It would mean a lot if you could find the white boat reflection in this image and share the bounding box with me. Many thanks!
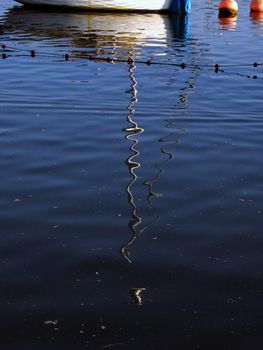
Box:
[4,7,189,58]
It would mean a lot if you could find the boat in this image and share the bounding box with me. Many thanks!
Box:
[14,0,191,13]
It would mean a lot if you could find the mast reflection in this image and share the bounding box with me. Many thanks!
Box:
[120,14,192,264]
[121,60,144,264]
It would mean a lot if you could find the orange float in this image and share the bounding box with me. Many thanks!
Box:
[250,0,263,12]
[218,0,238,17]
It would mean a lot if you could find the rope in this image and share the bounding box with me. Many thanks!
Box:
[1,43,262,78]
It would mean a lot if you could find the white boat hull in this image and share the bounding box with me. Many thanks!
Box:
[16,0,172,11]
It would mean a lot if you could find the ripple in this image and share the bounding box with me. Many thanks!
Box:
[1,0,263,349]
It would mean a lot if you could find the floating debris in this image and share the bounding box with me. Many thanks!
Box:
[44,319,58,325]
[102,343,125,349]
[129,288,146,305]
[13,198,22,203]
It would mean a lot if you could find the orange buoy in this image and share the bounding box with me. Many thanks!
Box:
[250,0,263,12]
[218,0,238,17]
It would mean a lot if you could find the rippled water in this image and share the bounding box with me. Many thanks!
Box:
[1,0,263,349]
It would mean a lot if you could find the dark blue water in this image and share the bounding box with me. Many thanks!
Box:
[1,0,263,349]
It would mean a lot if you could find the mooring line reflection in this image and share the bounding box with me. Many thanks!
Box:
[143,53,201,205]
[144,122,186,206]
[143,145,173,206]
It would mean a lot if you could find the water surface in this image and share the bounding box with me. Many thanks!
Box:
[1,1,263,349]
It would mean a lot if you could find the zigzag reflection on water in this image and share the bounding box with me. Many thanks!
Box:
[121,60,145,264]
[120,15,198,264]
[120,62,191,263]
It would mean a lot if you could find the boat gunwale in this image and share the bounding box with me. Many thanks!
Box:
[16,0,173,13]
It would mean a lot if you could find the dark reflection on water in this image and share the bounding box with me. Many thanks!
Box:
[1,1,263,349]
